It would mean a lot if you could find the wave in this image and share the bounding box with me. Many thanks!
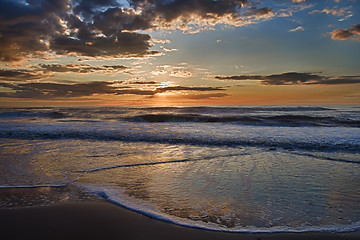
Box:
[1,106,358,127]
[0,106,334,119]
[0,110,68,119]
[78,184,360,233]
[1,125,359,154]
[126,113,360,127]
[136,106,332,112]
[3,178,360,233]
[128,114,260,123]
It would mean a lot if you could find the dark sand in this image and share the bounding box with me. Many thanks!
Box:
[0,200,359,240]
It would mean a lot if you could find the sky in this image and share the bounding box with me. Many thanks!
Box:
[0,0,359,106]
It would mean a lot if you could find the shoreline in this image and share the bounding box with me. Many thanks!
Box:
[1,200,360,240]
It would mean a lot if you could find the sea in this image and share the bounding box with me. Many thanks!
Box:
[0,105,359,233]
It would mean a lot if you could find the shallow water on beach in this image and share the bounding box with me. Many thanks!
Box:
[0,105,360,232]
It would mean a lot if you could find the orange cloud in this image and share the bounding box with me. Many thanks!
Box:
[330,24,360,41]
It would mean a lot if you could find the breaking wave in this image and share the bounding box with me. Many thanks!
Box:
[0,122,359,153]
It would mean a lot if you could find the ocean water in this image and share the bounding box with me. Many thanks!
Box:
[0,105,360,233]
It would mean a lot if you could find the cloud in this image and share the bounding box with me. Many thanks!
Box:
[83,0,278,35]
[0,0,319,63]
[289,26,304,32]
[0,81,119,98]
[129,0,265,32]
[309,6,353,22]
[80,0,251,32]
[244,7,273,17]
[160,46,178,52]
[215,75,264,81]
[0,80,226,99]
[330,24,360,41]
[50,32,159,58]
[155,86,225,93]
[0,69,47,81]
[150,64,196,78]
[331,29,354,40]
[73,0,121,17]
[262,72,324,85]
[169,70,192,78]
[38,64,129,73]
[305,76,360,85]
[215,72,360,85]
[185,93,229,99]
[152,38,171,44]
[0,64,129,81]
[114,88,157,96]
[0,0,69,62]
[128,81,158,85]
[0,0,158,62]
[1,0,300,62]
[350,24,360,35]
[151,70,167,76]
[309,6,352,17]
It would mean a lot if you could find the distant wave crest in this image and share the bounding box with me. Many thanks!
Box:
[0,106,359,127]
[126,113,360,127]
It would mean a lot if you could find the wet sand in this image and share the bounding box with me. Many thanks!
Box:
[0,200,359,240]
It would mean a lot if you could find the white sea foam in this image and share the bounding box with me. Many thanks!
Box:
[78,183,360,233]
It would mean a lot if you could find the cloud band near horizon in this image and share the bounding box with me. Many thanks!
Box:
[215,72,360,85]
[0,81,226,99]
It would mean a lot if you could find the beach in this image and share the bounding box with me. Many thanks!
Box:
[1,200,360,240]
[1,0,360,237]
[1,106,360,237]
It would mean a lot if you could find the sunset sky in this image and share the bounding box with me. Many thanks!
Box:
[0,0,359,106]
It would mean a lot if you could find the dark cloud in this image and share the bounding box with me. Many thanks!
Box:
[0,81,118,98]
[331,29,354,40]
[155,86,225,93]
[129,81,158,85]
[215,75,263,80]
[73,0,120,17]
[215,72,360,85]
[244,7,273,17]
[305,76,360,85]
[0,69,47,81]
[0,0,69,62]
[0,0,158,62]
[92,7,152,35]
[0,0,280,62]
[330,24,360,41]
[127,0,274,33]
[115,89,156,96]
[263,72,323,85]
[130,0,246,22]
[0,80,226,99]
[351,24,360,35]
[50,32,159,58]
[0,64,129,81]
[38,64,128,73]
